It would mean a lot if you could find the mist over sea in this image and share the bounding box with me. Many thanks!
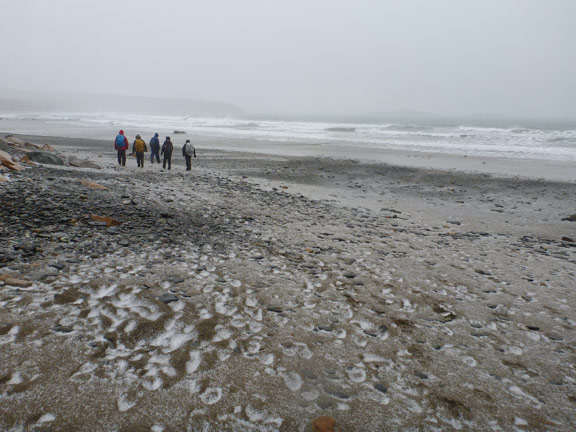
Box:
[2,112,576,162]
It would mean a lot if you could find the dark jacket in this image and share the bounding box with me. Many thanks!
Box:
[161,139,173,155]
[149,133,160,152]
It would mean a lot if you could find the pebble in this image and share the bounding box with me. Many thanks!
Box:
[52,325,72,333]
[158,293,179,304]
[374,383,388,394]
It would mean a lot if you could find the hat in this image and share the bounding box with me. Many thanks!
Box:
[119,130,124,135]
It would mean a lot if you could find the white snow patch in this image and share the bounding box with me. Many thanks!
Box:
[187,351,202,373]
[117,394,137,412]
[37,414,56,423]
[200,387,222,405]
[282,371,303,391]
[7,372,23,385]
[363,354,386,362]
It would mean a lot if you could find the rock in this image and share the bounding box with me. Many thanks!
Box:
[49,261,65,270]
[311,416,337,432]
[324,387,349,399]
[326,127,356,133]
[173,130,186,134]
[91,214,121,227]
[561,236,575,243]
[26,151,64,165]
[546,332,563,341]
[0,149,23,171]
[0,175,8,182]
[79,179,108,190]
[52,325,73,333]
[158,293,179,304]
[374,382,388,393]
[68,156,101,169]
[267,306,283,313]
[561,214,576,222]
[0,274,33,288]
[24,142,42,150]
[42,143,56,152]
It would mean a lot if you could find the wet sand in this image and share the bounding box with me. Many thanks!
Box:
[1,133,575,431]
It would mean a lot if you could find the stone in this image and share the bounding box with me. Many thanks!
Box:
[267,306,283,313]
[0,274,33,288]
[68,156,101,169]
[324,387,349,399]
[0,149,23,171]
[26,151,64,165]
[52,325,73,333]
[91,214,121,227]
[158,293,179,304]
[546,332,563,341]
[374,383,388,393]
[311,416,336,432]
[79,179,108,190]
[561,214,576,222]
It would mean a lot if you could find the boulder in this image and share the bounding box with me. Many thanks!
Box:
[26,151,64,165]
[68,156,101,169]
[24,142,42,150]
[4,135,26,146]
[561,214,576,222]
[0,274,33,288]
[0,149,23,171]
[42,143,56,152]
[173,130,186,134]
[20,155,37,166]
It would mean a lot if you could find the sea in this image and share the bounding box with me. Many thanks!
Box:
[1,112,576,162]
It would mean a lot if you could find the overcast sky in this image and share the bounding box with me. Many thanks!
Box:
[1,0,575,117]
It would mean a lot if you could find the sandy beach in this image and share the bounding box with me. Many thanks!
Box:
[1,133,576,431]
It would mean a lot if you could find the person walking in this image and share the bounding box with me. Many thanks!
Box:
[182,139,196,171]
[149,132,160,164]
[132,134,147,168]
[161,136,174,170]
[114,130,129,166]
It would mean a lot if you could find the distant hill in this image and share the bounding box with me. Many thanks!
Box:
[0,90,244,116]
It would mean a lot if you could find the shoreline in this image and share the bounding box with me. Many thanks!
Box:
[1,132,576,431]
[1,119,575,182]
